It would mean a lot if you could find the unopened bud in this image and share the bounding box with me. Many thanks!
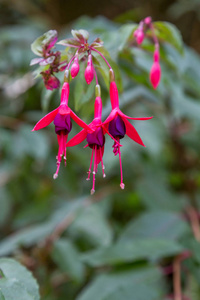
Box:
[71,59,80,78]
[144,16,152,25]
[133,29,138,37]
[84,64,94,85]
[136,30,145,45]
[150,62,161,89]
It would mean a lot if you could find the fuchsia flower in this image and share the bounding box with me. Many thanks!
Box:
[32,82,90,178]
[67,96,120,194]
[103,81,153,189]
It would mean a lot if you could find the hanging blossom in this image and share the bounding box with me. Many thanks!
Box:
[32,79,91,178]
[134,16,161,89]
[67,87,121,194]
[103,78,153,189]
[31,25,158,193]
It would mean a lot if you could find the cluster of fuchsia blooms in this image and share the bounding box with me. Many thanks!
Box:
[32,17,161,194]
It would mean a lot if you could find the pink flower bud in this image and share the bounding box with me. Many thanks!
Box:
[153,49,160,63]
[133,29,138,38]
[144,17,152,25]
[136,30,145,45]
[150,62,161,89]
[71,61,80,78]
[84,65,94,84]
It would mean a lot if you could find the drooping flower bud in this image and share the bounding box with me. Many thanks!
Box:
[70,56,80,78]
[136,30,145,45]
[150,62,161,89]
[84,54,94,85]
[133,29,138,38]
[144,16,152,25]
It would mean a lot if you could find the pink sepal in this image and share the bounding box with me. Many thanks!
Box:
[32,108,59,131]
[103,109,117,126]
[66,129,87,147]
[59,105,70,115]
[122,118,145,147]
[109,81,119,109]
[70,110,91,131]
[119,110,153,121]
[60,82,70,105]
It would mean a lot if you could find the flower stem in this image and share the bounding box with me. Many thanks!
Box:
[173,255,182,300]
[187,206,200,241]
[90,47,112,69]
[93,67,99,85]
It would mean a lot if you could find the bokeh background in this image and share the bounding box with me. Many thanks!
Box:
[1,0,200,299]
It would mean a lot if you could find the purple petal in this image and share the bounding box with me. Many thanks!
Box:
[87,127,105,148]
[54,113,72,135]
[109,115,126,139]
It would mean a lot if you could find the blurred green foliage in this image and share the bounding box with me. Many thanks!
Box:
[1,1,200,299]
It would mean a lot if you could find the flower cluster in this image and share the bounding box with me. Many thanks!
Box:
[134,17,161,89]
[30,30,67,90]
[32,25,158,194]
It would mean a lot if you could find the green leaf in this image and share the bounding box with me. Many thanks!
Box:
[0,258,40,300]
[81,238,183,267]
[31,30,57,56]
[68,205,113,247]
[57,38,81,47]
[0,291,5,300]
[0,199,83,256]
[51,238,85,282]
[137,172,187,211]
[119,211,190,242]
[154,22,184,54]
[71,29,89,41]
[77,266,166,300]
[0,188,12,227]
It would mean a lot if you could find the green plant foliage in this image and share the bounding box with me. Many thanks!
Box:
[1,5,200,300]
[77,267,166,300]
[0,258,40,300]
[31,30,58,56]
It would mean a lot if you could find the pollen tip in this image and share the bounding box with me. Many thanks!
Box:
[91,189,95,195]
[120,183,125,189]
[53,173,58,179]
[86,178,90,181]
[92,171,96,175]
[103,174,106,178]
